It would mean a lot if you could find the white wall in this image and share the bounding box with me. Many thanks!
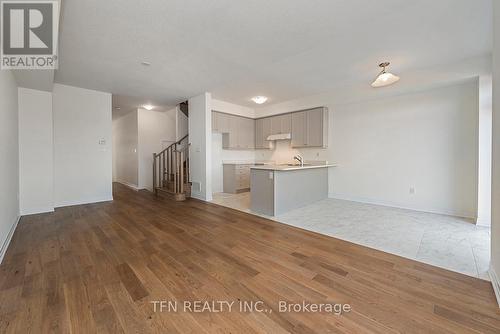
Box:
[0,70,19,262]
[478,76,493,226]
[254,55,491,118]
[18,88,54,215]
[188,93,212,200]
[138,108,177,191]
[212,99,255,118]
[176,107,188,141]
[253,80,479,218]
[329,81,479,218]
[112,110,138,189]
[53,84,113,207]
[490,0,500,299]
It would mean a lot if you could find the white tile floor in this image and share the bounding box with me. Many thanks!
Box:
[211,192,491,280]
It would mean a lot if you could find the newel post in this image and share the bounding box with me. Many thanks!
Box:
[153,153,157,195]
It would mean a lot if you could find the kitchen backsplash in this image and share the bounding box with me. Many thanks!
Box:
[255,140,328,164]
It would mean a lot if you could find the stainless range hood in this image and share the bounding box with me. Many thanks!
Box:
[266,133,291,141]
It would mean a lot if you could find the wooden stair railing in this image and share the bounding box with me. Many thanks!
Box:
[153,135,190,201]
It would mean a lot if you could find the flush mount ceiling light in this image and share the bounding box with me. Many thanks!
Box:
[143,104,154,110]
[371,62,400,88]
[251,96,268,104]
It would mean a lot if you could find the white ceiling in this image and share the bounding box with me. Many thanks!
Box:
[111,95,173,119]
[54,0,492,108]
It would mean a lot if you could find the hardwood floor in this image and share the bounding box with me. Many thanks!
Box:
[1,183,500,333]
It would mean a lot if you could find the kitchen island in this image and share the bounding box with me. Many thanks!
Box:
[250,163,336,216]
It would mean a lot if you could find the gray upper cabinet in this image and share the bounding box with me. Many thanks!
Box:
[255,118,264,148]
[218,112,255,150]
[291,111,307,147]
[218,112,230,133]
[306,108,325,147]
[291,107,328,148]
[212,111,218,131]
[213,107,327,150]
[262,117,272,140]
[270,116,282,135]
[280,114,292,134]
[248,118,256,149]
[255,118,272,149]
[239,117,255,149]
[225,114,240,148]
[212,111,230,133]
[269,113,291,135]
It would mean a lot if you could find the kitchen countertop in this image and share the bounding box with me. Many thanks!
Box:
[222,161,274,165]
[251,162,331,216]
[250,163,337,171]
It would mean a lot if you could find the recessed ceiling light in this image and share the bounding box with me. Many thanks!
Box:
[143,104,154,110]
[141,61,151,66]
[371,62,400,88]
[251,96,268,104]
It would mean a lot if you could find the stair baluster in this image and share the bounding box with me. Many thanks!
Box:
[152,134,190,201]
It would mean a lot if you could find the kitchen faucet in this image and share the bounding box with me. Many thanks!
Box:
[294,155,304,167]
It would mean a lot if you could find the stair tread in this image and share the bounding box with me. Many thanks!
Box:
[155,187,187,202]
[156,186,188,193]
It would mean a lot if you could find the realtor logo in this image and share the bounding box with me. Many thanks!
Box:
[1,1,58,69]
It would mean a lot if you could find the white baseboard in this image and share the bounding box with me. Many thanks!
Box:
[20,206,55,216]
[191,192,209,202]
[329,193,476,221]
[476,216,491,227]
[115,181,140,191]
[55,196,113,208]
[191,192,203,201]
[489,265,500,308]
[0,215,20,264]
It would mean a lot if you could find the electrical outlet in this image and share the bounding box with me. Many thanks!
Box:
[409,187,416,194]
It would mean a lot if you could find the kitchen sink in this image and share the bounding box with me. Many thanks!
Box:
[282,163,311,166]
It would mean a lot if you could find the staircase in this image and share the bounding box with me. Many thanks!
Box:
[179,101,188,117]
[153,134,191,201]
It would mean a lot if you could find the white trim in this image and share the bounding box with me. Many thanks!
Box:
[115,181,140,191]
[20,206,54,216]
[55,196,113,208]
[191,192,208,201]
[476,216,491,227]
[0,216,20,264]
[329,193,476,221]
[489,265,500,308]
